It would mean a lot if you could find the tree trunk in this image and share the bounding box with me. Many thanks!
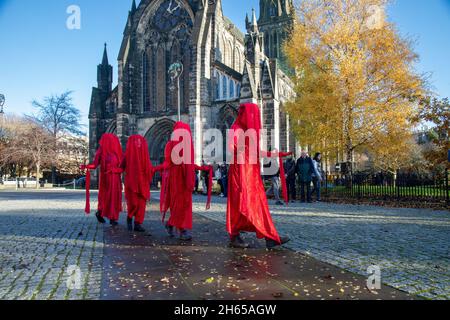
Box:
[36,162,41,190]
[345,147,353,189]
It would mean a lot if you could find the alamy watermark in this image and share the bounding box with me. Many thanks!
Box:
[66,265,82,290]
[366,4,384,30]
[66,5,81,30]
[367,265,381,291]
[169,128,287,176]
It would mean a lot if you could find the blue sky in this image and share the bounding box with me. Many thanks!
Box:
[0,0,449,126]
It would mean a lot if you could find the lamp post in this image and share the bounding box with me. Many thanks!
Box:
[0,94,5,127]
[0,94,5,182]
[168,62,184,121]
[0,94,4,114]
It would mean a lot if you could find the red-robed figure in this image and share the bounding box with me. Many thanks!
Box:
[154,122,212,241]
[227,103,291,249]
[120,135,154,233]
[82,133,123,226]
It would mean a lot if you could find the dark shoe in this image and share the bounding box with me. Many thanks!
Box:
[279,236,290,245]
[276,201,285,206]
[127,218,133,231]
[110,220,118,227]
[266,236,290,249]
[134,223,146,233]
[165,224,175,238]
[229,235,249,249]
[179,230,192,242]
[95,211,106,224]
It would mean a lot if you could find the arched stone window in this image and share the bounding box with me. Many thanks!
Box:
[142,51,150,113]
[156,45,166,112]
[215,70,220,100]
[222,74,228,99]
[229,79,235,98]
[234,47,242,72]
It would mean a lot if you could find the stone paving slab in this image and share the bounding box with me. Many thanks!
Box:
[195,196,450,300]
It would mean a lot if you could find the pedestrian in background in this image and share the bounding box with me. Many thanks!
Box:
[284,155,297,202]
[296,150,315,203]
[264,159,284,206]
[220,164,228,198]
[201,160,209,195]
[312,153,323,202]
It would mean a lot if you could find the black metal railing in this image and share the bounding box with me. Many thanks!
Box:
[323,170,449,205]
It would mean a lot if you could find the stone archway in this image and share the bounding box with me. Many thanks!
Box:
[217,105,238,162]
[145,118,176,165]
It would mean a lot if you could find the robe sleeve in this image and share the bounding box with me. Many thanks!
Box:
[81,148,102,214]
[261,150,293,205]
[195,165,213,210]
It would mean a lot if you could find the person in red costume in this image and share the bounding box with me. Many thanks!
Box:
[120,135,154,233]
[81,133,123,226]
[227,103,292,249]
[154,122,213,241]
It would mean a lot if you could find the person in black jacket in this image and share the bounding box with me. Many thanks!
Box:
[284,155,297,202]
[296,151,319,203]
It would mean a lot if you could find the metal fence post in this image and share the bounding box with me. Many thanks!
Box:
[446,169,449,205]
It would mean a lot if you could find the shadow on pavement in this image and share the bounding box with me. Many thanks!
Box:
[101,203,415,301]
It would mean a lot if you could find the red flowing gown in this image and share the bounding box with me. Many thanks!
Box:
[121,135,154,224]
[226,103,291,244]
[84,134,123,221]
[155,122,212,231]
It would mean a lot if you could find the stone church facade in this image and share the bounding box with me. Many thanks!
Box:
[89,0,296,167]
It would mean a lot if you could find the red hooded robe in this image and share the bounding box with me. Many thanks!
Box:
[121,135,154,224]
[155,122,212,231]
[83,133,123,221]
[226,103,291,243]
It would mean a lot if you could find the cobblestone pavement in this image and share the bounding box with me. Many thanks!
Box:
[195,196,450,300]
[0,190,447,300]
[0,191,103,300]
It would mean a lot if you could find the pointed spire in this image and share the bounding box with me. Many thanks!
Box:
[278,0,283,16]
[252,8,257,26]
[250,8,259,33]
[131,0,137,13]
[102,43,109,65]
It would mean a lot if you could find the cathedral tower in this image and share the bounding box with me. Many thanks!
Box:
[258,0,294,67]
[97,44,113,94]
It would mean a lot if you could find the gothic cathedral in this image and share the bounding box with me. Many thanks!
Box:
[89,0,296,169]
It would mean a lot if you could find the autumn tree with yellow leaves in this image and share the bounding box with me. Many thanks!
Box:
[284,0,425,175]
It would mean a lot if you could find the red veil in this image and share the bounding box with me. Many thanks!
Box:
[156,122,212,230]
[123,135,153,201]
[83,133,123,215]
[226,103,291,243]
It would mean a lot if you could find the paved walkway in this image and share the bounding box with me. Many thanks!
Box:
[0,191,103,300]
[0,190,447,300]
[196,196,450,300]
[101,210,409,300]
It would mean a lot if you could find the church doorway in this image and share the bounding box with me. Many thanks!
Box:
[217,105,238,162]
[145,118,175,187]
